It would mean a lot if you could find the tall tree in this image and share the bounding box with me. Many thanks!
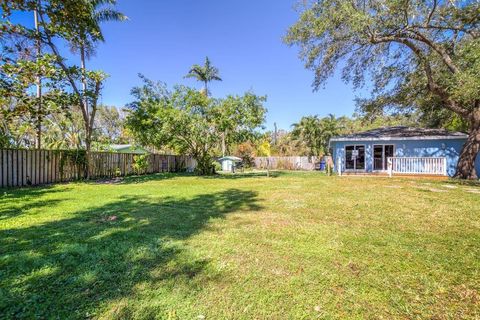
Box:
[286,0,480,179]
[292,115,323,157]
[33,0,42,149]
[2,0,119,166]
[68,0,127,134]
[185,56,222,96]
[215,93,267,156]
[292,114,341,156]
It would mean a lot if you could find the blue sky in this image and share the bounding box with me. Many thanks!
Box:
[12,1,361,131]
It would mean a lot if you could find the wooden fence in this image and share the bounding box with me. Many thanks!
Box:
[254,156,320,171]
[0,149,196,188]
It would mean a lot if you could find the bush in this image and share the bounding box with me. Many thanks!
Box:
[213,161,222,173]
[132,154,149,175]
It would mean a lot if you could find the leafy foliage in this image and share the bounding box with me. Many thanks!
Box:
[125,76,266,175]
[291,114,341,156]
[185,56,222,96]
[1,0,125,157]
[132,154,149,175]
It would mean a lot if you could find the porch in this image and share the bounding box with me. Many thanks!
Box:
[338,156,448,177]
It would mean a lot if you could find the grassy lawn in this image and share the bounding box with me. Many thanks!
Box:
[1,172,479,319]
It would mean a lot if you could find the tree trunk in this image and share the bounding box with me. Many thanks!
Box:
[84,127,91,180]
[80,44,91,180]
[80,45,89,124]
[34,4,42,149]
[221,131,226,157]
[454,110,480,180]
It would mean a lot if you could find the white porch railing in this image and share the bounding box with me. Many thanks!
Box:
[387,157,447,177]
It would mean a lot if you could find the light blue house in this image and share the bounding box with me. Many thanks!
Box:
[330,126,479,177]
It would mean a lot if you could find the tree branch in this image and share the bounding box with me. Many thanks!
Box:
[37,11,89,125]
[404,28,459,73]
[369,33,468,116]
[425,0,437,27]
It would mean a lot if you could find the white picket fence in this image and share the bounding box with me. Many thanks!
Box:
[387,157,447,176]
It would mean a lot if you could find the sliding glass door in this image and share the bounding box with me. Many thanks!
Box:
[373,145,395,171]
[345,145,365,171]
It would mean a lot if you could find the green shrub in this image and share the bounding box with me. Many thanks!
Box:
[132,154,149,175]
[213,161,222,173]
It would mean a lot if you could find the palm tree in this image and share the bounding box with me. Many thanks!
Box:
[318,114,340,154]
[292,114,341,156]
[292,115,322,156]
[70,0,127,125]
[67,0,126,178]
[185,57,222,96]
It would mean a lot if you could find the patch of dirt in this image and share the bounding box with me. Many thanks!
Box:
[416,186,448,193]
[95,177,124,184]
[454,285,479,303]
[347,262,361,276]
[466,189,480,194]
[441,184,458,189]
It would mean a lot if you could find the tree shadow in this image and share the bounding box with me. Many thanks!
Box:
[111,171,288,185]
[0,185,70,199]
[444,178,480,187]
[0,189,262,319]
[205,170,290,179]
[0,186,72,220]
[86,172,192,185]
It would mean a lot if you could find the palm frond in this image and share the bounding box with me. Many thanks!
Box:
[94,9,128,23]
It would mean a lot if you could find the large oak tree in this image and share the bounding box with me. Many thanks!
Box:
[286,0,480,179]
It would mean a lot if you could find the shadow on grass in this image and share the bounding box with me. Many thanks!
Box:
[444,178,480,188]
[91,170,289,185]
[209,170,289,179]
[0,186,72,220]
[0,188,261,319]
[120,172,194,184]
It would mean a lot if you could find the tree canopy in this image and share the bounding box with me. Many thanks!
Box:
[1,0,126,164]
[125,76,266,175]
[292,114,341,157]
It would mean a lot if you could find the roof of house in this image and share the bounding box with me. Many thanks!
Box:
[109,144,149,154]
[218,156,243,162]
[330,126,468,142]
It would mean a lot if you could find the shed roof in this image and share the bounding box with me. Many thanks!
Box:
[218,156,242,162]
[330,126,468,142]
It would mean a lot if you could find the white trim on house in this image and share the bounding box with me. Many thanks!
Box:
[330,135,467,142]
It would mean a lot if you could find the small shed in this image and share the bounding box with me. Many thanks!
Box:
[218,156,242,172]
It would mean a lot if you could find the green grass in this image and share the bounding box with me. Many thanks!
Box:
[1,172,479,319]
